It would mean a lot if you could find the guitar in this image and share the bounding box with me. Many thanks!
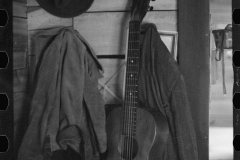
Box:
[106,0,169,159]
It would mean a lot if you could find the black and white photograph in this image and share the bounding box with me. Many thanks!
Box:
[0,0,239,160]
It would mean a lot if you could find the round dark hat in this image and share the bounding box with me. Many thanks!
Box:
[36,0,94,18]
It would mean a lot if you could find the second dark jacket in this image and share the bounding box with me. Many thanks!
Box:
[138,23,198,160]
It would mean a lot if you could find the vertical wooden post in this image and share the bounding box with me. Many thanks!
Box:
[178,0,210,160]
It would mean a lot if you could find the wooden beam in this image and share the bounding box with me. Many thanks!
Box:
[179,0,210,159]
[14,91,31,156]
[98,82,123,103]
[13,1,27,18]
[13,17,28,51]
[98,59,125,87]
[28,55,36,84]
[14,92,26,123]
[13,17,28,69]
[13,52,27,69]
[27,0,177,11]
[14,69,28,93]
[98,59,126,104]
[14,0,27,4]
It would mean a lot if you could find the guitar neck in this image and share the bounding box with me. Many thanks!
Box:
[124,21,141,106]
[122,21,141,136]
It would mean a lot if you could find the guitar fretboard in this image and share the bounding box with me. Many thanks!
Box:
[122,21,141,136]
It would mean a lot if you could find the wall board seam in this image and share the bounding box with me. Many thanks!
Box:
[13,16,27,19]
[27,6,177,14]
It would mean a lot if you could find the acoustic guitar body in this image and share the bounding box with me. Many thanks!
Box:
[106,106,169,160]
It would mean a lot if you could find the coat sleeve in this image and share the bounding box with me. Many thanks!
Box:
[166,75,199,160]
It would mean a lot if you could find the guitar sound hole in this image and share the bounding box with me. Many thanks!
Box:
[120,136,138,160]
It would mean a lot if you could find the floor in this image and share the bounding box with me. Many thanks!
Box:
[209,127,233,160]
[209,52,233,160]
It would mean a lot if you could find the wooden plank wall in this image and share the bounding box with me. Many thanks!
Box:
[26,0,177,105]
[13,0,28,157]
[14,0,177,153]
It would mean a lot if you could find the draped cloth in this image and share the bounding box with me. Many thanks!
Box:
[138,23,198,160]
[17,27,107,160]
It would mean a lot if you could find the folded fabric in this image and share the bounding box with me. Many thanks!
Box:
[138,23,198,160]
[18,27,106,160]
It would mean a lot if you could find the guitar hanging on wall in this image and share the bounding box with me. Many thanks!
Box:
[106,0,169,160]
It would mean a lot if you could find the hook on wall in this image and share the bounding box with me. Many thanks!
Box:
[149,6,154,11]
[148,0,156,11]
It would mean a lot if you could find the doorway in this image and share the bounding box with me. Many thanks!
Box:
[209,0,232,159]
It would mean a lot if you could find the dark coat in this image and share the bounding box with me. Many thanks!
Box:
[138,23,198,160]
[17,27,107,160]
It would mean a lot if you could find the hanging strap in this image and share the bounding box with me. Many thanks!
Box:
[212,29,226,95]
[221,48,226,95]
[220,24,232,95]
[213,30,224,61]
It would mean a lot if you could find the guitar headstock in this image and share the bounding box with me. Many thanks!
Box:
[130,0,151,22]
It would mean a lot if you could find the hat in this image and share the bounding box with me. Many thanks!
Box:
[36,0,94,18]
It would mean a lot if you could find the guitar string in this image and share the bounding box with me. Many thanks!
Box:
[122,21,140,160]
[123,23,132,160]
[129,28,132,160]
[130,21,140,160]
[131,23,136,159]
[132,21,137,160]
[132,21,139,160]
[123,25,129,159]
[129,21,136,160]
[129,23,133,160]
[130,22,135,160]
[128,22,133,160]
[120,22,127,160]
